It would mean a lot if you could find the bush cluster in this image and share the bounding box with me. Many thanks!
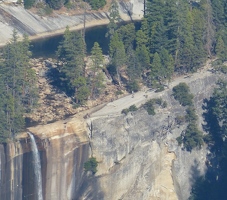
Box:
[86,0,106,10]
[174,83,204,151]
[121,105,138,115]
[143,98,167,115]
[172,82,193,106]
[84,157,98,174]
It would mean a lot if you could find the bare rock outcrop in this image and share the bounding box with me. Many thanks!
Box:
[0,0,143,46]
[83,65,224,200]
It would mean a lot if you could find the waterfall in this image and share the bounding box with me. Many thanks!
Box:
[28,132,43,200]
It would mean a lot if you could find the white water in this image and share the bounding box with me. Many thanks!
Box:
[28,132,43,200]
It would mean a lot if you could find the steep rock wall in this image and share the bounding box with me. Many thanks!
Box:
[0,0,143,46]
[85,70,224,200]
[0,66,225,200]
[0,117,92,200]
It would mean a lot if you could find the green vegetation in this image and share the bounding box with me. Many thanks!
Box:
[143,100,155,115]
[36,3,53,16]
[24,0,35,9]
[56,26,90,104]
[189,80,227,199]
[172,83,193,106]
[90,42,105,99]
[121,104,138,115]
[177,123,204,152]
[84,157,98,174]
[87,0,106,10]
[143,98,166,116]
[173,83,203,151]
[126,80,140,93]
[0,30,38,142]
[106,0,121,39]
[46,0,65,10]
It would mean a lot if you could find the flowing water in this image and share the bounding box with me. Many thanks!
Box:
[28,132,43,200]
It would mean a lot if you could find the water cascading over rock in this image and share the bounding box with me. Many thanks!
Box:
[28,132,43,200]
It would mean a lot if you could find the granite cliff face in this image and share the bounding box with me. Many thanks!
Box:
[0,0,143,46]
[0,117,92,200]
[86,70,221,200]
[0,65,224,200]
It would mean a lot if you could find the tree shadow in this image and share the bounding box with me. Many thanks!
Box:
[189,98,227,200]
[46,65,74,97]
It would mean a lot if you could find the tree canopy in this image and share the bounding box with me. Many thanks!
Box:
[0,30,38,142]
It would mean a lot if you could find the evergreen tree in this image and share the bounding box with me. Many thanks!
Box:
[215,35,227,61]
[46,0,65,10]
[145,0,167,54]
[117,23,136,50]
[0,30,37,140]
[159,48,174,82]
[164,0,179,55]
[136,44,150,71]
[72,76,89,104]
[150,52,164,86]
[201,0,215,57]
[87,0,106,10]
[106,0,121,39]
[127,45,141,80]
[136,29,148,48]
[109,32,126,86]
[57,26,86,101]
[90,42,105,99]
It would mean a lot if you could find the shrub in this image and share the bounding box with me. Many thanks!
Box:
[84,157,98,174]
[155,85,165,93]
[121,108,129,115]
[175,115,185,125]
[176,123,203,151]
[87,0,106,10]
[43,5,53,15]
[172,82,193,106]
[24,0,35,9]
[162,101,167,108]
[127,80,140,93]
[115,90,123,96]
[129,105,138,112]
[121,104,137,115]
[220,65,227,74]
[185,106,198,122]
[143,100,155,115]
[154,98,162,105]
[46,0,65,10]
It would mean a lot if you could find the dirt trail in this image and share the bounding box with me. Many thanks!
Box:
[91,59,216,118]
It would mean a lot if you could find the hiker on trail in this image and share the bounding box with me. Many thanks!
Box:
[132,91,134,98]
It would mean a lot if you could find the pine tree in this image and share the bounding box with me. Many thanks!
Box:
[164,0,179,55]
[57,26,86,99]
[109,32,126,86]
[90,42,105,99]
[127,45,140,80]
[150,52,164,86]
[159,48,174,82]
[72,76,90,104]
[136,45,150,70]
[215,35,227,61]
[145,0,167,54]
[0,30,37,139]
[117,23,136,50]
[201,0,215,57]
[136,29,148,48]
[106,0,121,39]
